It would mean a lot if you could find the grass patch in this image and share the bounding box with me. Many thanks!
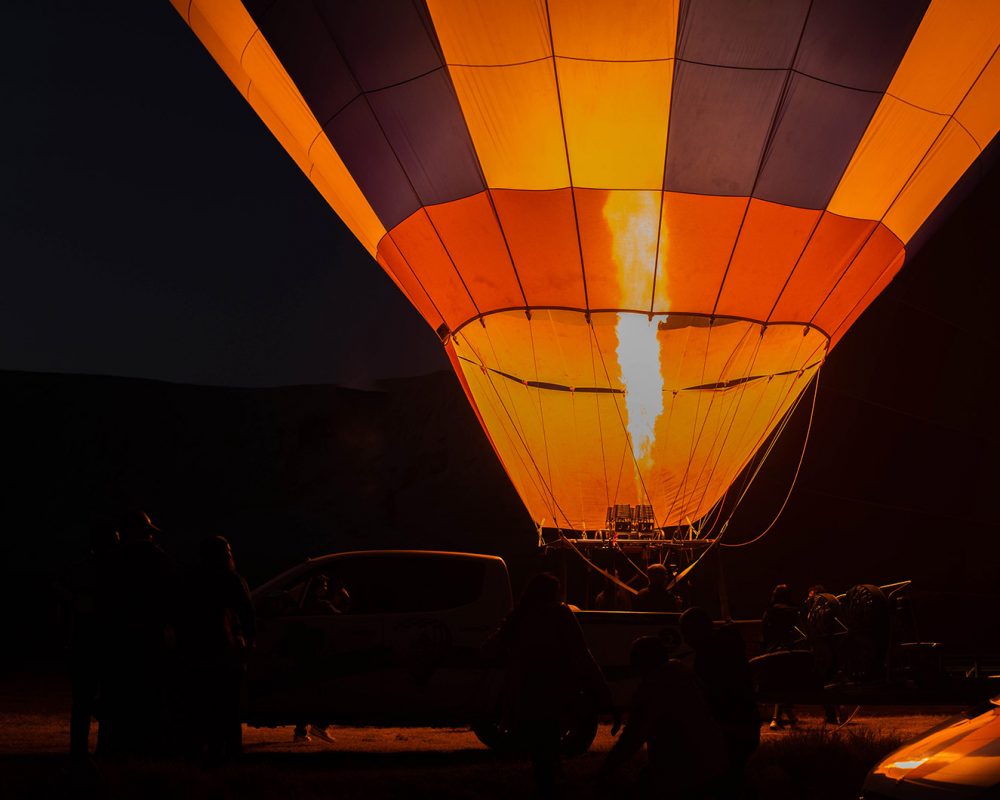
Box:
[747,726,905,800]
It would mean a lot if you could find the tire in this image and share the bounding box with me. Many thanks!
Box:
[471,711,599,756]
[559,711,599,756]
[471,719,516,752]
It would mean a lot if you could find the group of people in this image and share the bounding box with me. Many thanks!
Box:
[485,572,759,798]
[58,511,255,763]
[761,582,842,728]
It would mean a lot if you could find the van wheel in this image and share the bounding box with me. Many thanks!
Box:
[471,713,599,756]
[471,719,516,752]
[559,712,599,756]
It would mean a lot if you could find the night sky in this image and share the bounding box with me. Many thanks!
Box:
[2,1,446,389]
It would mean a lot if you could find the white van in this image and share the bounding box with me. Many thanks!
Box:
[247,549,744,751]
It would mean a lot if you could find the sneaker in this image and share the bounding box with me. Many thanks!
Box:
[309,725,335,743]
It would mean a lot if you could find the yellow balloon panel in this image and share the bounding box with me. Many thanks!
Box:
[557,58,673,190]
[548,0,678,60]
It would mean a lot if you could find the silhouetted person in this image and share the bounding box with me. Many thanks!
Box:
[184,535,255,763]
[97,510,176,757]
[802,585,841,724]
[293,575,338,744]
[680,607,759,797]
[483,572,613,795]
[599,636,726,798]
[57,520,119,759]
[631,563,680,612]
[762,583,800,730]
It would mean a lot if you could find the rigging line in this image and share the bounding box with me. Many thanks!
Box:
[478,357,572,528]
[710,369,801,538]
[558,535,639,597]
[720,362,822,548]
[543,0,591,314]
[693,321,815,529]
[696,486,730,541]
[683,322,768,524]
[710,0,816,318]
[528,315,558,514]
[586,314,612,512]
[464,350,556,519]
[660,318,754,527]
[569,389,585,525]
[698,323,805,537]
[724,371,807,521]
[658,322,710,527]
[457,329,558,518]
[662,316,745,527]
[588,319,657,512]
[617,546,650,583]
[612,439,629,513]
[666,534,721,591]
[466,327,556,517]
[691,338,812,538]
[716,338,824,528]
[474,325,536,451]
[811,41,1000,330]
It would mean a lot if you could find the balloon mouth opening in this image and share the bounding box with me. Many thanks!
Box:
[449,310,826,530]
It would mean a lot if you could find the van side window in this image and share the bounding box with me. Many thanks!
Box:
[329,556,487,614]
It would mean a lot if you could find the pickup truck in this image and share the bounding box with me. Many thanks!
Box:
[248,549,756,752]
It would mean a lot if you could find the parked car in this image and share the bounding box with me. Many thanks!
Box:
[862,697,1000,798]
[247,549,732,752]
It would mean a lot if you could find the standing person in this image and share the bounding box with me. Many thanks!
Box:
[680,607,760,798]
[802,585,841,725]
[184,535,256,763]
[292,575,338,744]
[631,563,680,612]
[56,520,119,759]
[762,583,800,730]
[483,572,613,795]
[97,510,177,757]
[599,636,726,798]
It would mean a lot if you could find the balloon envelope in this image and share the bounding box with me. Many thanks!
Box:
[174,0,1000,530]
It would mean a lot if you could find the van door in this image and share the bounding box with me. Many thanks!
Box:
[377,555,505,722]
[247,561,385,723]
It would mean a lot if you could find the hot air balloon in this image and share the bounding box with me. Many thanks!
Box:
[172,0,1000,536]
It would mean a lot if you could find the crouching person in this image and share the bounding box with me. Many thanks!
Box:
[599,637,726,799]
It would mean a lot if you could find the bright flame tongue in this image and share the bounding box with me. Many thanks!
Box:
[617,314,663,467]
[602,191,665,473]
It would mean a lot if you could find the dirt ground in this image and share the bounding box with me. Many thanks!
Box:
[0,670,962,799]
[0,707,953,755]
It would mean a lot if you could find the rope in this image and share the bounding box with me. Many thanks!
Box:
[558,535,640,596]
[830,705,862,733]
[720,363,822,548]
